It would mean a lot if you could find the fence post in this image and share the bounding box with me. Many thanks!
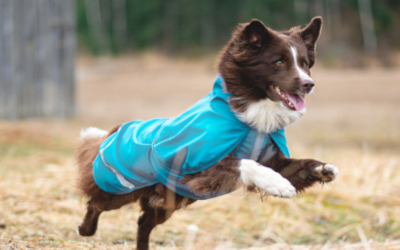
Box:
[0,0,75,120]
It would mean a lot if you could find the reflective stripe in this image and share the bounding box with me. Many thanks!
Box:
[257,139,278,164]
[250,133,266,160]
[100,148,135,189]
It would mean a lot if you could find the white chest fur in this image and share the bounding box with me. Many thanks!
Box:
[235,98,306,134]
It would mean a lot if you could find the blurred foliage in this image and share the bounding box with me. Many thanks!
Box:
[76,0,400,57]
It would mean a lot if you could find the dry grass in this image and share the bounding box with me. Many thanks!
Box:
[1,53,400,249]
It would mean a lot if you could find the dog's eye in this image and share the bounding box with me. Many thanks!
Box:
[303,62,308,67]
[276,61,283,66]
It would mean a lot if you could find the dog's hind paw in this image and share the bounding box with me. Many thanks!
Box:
[239,159,296,198]
[78,224,97,237]
[311,164,338,182]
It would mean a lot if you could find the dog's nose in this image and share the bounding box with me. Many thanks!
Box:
[301,80,315,93]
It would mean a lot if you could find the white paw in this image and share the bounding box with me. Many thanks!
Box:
[313,164,339,182]
[239,159,296,198]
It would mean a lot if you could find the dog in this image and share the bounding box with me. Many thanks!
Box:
[76,16,338,250]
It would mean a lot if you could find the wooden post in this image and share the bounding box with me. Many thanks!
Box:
[0,0,75,120]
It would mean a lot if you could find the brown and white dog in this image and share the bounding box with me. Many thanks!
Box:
[76,17,338,250]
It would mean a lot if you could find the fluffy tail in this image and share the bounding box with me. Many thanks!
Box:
[79,127,108,140]
[75,125,121,199]
[76,127,108,198]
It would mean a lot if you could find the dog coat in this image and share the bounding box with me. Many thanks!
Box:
[93,75,290,200]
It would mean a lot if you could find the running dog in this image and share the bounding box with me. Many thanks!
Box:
[76,16,338,250]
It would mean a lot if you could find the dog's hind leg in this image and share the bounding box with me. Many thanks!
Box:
[78,190,145,237]
[136,197,175,250]
[78,199,103,236]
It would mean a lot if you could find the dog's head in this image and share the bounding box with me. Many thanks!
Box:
[219,17,322,132]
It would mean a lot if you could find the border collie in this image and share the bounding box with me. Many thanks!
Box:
[76,16,338,250]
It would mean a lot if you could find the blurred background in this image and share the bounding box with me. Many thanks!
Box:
[0,0,400,249]
[76,0,400,66]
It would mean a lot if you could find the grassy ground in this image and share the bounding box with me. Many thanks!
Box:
[1,53,400,249]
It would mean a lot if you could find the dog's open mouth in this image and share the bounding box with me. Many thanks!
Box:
[270,85,305,111]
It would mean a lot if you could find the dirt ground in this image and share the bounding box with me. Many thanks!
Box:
[1,53,400,249]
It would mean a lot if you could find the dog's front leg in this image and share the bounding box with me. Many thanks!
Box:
[239,158,297,198]
[265,150,339,192]
[181,156,296,198]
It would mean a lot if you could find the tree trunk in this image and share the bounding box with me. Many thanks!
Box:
[357,0,377,54]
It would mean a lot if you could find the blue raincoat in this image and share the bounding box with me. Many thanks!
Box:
[93,75,290,200]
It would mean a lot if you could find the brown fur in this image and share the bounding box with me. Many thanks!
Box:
[180,157,242,195]
[76,17,333,250]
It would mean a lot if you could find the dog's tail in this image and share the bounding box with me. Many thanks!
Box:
[75,127,107,198]
[75,127,114,197]
[79,127,108,140]
[75,125,121,199]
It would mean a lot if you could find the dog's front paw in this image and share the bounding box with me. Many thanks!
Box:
[239,159,296,198]
[311,164,338,182]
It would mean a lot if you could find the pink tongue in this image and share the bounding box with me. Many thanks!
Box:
[287,93,305,111]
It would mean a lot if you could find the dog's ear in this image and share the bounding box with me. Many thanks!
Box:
[244,19,275,49]
[301,16,323,52]
[300,16,322,67]
[228,19,276,64]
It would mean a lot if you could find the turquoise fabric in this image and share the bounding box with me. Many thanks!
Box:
[93,75,290,200]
